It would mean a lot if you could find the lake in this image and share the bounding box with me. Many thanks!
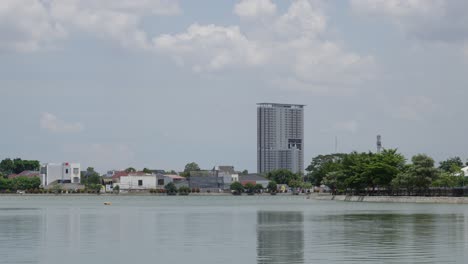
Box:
[0,195,467,263]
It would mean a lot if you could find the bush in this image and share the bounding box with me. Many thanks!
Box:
[165,182,177,195]
[196,188,200,193]
[178,186,191,195]
[230,182,244,194]
[267,181,277,193]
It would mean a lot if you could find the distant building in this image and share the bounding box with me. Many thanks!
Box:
[461,166,468,177]
[8,170,40,179]
[239,174,270,188]
[117,172,157,190]
[189,165,239,191]
[40,162,81,186]
[257,103,304,174]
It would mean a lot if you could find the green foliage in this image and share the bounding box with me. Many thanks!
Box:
[267,181,277,192]
[181,162,200,177]
[81,168,101,186]
[254,183,264,193]
[305,154,346,186]
[125,167,136,173]
[267,169,300,185]
[302,182,313,189]
[0,177,41,191]
[230,181,244,194]
[178,186,191,194]
[113,185,120,193]
[244,182,255,193]
[165,182,177,194]
[288,179,303,188]
[241,170,249,175]
[0,158,40,175]
[439,157,463,173]
[142,168,152,173]
[432,172,458,188]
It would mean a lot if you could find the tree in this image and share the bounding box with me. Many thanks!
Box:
[288,179,303,188]
[0,158,15,175]
[254,184,264,193]
[408,154,440,190]
[230,182,244,194]
[305,154,346,186]
[81,167,101,186]
[267,169,300,185]
[392,155,439,194]
[178,186,191,195]
[241,170,249,175]
[165,182,177,194]
[142,168,152,173]
[267,181,277,193]
[432,172,458,188]
[322,171,346,193]
[125,167,136,173]
[181,162,200,177]
[244,182,255,194]
[439,157,464,173]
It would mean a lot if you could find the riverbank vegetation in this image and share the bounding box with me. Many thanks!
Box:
[305,150,468,195]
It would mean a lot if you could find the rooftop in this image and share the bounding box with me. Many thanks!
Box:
[257,103,305,108]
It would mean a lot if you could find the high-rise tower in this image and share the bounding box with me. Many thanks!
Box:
[257,103,304,174]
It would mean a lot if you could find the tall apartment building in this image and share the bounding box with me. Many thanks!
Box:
[257,103,304,174]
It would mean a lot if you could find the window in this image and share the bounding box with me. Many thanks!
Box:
[138,180,143,186]
[65,169,69,174]
[158,179,164,186]
[73,168,79,175]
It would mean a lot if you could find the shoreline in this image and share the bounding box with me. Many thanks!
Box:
[310,194,468,204]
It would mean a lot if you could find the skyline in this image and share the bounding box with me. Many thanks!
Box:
[2,0,468,173]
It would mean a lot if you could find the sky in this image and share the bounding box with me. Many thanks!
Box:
[1,0,468,173]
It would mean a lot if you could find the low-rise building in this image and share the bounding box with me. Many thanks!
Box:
[239,174,270,188]
[188,165,239,191]
[40,162,81,186]
[8,170,40,179]
[117,172,157,191]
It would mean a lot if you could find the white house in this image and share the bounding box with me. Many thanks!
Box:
[40,162,81,186]
[117,173,158,191]
[461,166,468,177]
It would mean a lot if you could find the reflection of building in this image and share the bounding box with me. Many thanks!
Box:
[257,103,304,174]
[257,211,304,264]
[40,162,81,186]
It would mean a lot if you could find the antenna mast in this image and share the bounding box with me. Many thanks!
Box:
[377,135,382,154]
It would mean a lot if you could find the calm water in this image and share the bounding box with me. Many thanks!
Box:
[0,196,467,264]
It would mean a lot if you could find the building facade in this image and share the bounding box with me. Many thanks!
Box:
[257,103,304,174]
[40,162,81,186]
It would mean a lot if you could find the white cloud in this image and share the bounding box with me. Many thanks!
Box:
[0,0,181,51]
[40,112,84,133]
[154,24,268,72]
[0,0,67,52]
[154,0,374,92]
[234,0,277,18]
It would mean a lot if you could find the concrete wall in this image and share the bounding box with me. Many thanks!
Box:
[119,175,157,190]
[311,195,468,204]
[41,163,80,186]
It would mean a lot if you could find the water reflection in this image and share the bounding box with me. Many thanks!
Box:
[309,213,467,263]
[257,211,304,264]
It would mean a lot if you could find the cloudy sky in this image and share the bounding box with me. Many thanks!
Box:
[1,0,468,173]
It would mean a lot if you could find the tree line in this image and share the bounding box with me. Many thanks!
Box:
[0,158,40,176]
[305,150,467,195]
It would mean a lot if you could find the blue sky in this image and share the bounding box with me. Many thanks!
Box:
[1,0,468,173]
